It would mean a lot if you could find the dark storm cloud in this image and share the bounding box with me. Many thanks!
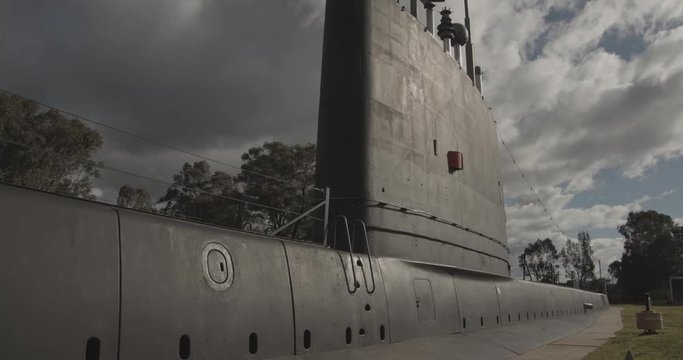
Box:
[0,0,324,150]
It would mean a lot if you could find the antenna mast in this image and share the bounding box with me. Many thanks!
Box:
[464,0,475,84]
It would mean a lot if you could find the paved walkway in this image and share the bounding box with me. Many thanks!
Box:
[511,307,623,360]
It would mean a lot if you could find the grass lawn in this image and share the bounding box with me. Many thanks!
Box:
[585,304,683,360]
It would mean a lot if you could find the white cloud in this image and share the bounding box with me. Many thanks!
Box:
[505,185,676,277]
[591,237,625,268]
[471,0,683,189]
[291,0,326,27]
[449,0,683,264]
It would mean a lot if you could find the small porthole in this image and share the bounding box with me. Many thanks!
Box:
[86,337,100,360]
[359,328,366,336]
[249,333,258,354]
[346,327,352,344]
[179,335,191,360]
[303,330,311,350]
[365,304,371,311]
[380,325,386,341]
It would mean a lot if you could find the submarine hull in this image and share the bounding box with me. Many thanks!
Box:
[0,184,607,359]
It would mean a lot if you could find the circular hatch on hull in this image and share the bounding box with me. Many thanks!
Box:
[201,243,234,290]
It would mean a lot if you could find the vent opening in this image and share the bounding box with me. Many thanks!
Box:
[179,335,191,360]
[86,337,100,360]
[303,330,311,350]
[249,333,258,354]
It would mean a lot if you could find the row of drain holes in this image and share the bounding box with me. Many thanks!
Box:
[84,325,388,360]
[83,309,586,357]
[462,308,586,329]
[177,326,387,359]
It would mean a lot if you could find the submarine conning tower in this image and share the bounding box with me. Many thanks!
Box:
[316,0,509,275]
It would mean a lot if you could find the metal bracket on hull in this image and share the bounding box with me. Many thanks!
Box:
[270,187,331,241]
[333,216,378,295]
[333,215,360,293]
[352,220,376,294]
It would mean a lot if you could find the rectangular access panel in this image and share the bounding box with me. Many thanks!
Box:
[414,279,436,322]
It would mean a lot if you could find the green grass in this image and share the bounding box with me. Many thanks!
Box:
[585,305,683,360]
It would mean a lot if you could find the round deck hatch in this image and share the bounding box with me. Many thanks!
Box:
[202,243,234,290]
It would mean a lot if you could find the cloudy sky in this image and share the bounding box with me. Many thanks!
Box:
[1,0,682,278]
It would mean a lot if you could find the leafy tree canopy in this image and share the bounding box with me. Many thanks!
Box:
[117,185,154,211]
[158,160,240,227]
[239,142,316,237]
[158,143,318,238]
[519,238,560,284]
[613,210,683,300]
[561,231,595,288]
[0,93,102,198]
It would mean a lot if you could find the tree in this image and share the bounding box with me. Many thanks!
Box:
[238,142,316,238]
[608,260,621,280]
[0,93,102,198]
[117,185,154,211]
[158,161,241,227]
[560,231,595,289]
[518,238,560,283]
[613,210,683,300]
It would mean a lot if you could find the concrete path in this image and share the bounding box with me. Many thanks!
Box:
[511,307,623,360]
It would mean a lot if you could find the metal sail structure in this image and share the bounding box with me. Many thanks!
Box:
[0,0,608,359]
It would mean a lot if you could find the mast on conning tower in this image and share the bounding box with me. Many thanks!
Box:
[464,0,475,84]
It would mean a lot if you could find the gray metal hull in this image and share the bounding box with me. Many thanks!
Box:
[0,184,608,359]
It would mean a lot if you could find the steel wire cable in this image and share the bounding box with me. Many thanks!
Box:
[496,129,564,234]
[0,135,322,221]
[0,88,295,185]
